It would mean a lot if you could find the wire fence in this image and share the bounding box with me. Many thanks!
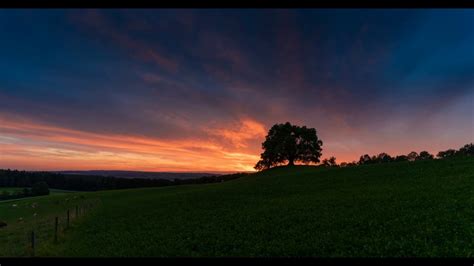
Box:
[0,198,101,257]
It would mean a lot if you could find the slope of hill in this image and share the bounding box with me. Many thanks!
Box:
[1,157,474,257]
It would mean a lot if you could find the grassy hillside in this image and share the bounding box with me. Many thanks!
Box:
[0,187,25,194]
[0,187,77,196]
[0,188,77,204]
[1,157,474,257]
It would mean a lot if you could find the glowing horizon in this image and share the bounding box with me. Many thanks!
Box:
[1,113,471,172]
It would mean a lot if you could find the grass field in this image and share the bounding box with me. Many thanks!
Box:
[0,188,78,204]
[0,187,76,196]
[0,187,26,194]
[1,157,474,257]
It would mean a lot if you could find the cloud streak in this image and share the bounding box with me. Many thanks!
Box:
[0,115,260,171]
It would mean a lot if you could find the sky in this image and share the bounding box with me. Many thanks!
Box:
[0,9,473,172]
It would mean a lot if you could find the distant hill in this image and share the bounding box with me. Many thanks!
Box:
[55,170,226,180]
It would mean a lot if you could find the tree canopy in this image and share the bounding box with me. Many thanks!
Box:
[322,156,337,167]
[255,122,323,170]
[417,151,434,160]
[458,143,474,156]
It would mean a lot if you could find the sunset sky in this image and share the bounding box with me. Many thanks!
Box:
[0,9,473,172]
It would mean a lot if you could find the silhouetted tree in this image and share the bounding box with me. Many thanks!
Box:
[376,153,393,163]
[416,151,434,160]
[255,122,323,170]
[407,151,418,162]
[359,154,373,165]
[458,143,474,156]
[437,149,457,159]
[322,156,337,167]
[394,155,408,162]
[347,161,358,167]
[322,158,329,167]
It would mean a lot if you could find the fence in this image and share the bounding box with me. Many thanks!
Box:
[0,198,101,257]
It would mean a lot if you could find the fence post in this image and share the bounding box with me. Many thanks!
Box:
[54,217,58,243]
[67,210,70,228]
[31,230,35,257]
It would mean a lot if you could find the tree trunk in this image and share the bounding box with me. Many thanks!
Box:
[288,159,295,166]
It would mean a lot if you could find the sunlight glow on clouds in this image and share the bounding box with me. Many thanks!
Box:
[208,118,267,148]
[0,115,259,172]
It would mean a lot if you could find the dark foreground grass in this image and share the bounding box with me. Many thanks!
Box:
[3,157,474,257]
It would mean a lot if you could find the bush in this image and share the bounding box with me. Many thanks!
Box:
[31,181,50,196]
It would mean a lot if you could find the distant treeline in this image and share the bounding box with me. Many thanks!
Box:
[324,143,474,167]
[0,170,249,192]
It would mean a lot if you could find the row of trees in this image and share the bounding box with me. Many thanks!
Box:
[0,181,50,201]
[358,150,433,165]
[437,143,474,158]
[254,122,473,170]
[322,143,474,168]
[0,170,248,192]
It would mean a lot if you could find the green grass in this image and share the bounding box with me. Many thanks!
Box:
[48,188,79,194]
[0,188,78,204]
[0,193,90,225]
[0,187,77,196]
[0,187,26,194]
[1,157,474,257]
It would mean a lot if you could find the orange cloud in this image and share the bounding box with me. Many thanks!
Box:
[206,118,267,149]
[0,116,259,172]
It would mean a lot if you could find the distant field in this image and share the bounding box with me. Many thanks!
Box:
[1,157,474,257]
[0,188,77,204]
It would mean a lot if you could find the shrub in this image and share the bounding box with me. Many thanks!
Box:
[31,181,50,196]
